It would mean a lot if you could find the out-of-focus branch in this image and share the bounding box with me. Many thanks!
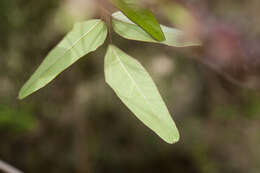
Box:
[0,160,24,173]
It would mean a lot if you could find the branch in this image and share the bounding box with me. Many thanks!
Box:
[0,160,24,173]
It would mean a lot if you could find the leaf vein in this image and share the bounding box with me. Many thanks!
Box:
[111,48,160,120]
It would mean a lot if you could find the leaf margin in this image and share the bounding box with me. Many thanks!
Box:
[104,44,180,144]
[112,11,201,47]
[18,19,108,100]
[111,0,166,41]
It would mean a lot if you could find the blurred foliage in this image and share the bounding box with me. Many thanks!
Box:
[1,0,260,173]
[0,104,36,133]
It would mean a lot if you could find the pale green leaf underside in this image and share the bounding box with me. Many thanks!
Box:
[105,45,179,143]
[112,11,201,47]
[19,19,107,99]
[111,0,166,41]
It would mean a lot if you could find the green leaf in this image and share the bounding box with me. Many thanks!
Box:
[111,0,166,41]
[112,11,201,47]
[19,19,107,99]
[104,45,179,144]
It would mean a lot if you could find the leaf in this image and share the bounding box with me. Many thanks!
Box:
[111,0,166,41]
[112,11,201,47]
[19,19,107,99]
[104,45,179,143]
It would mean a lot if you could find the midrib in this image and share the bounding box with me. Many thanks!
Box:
[112,47,161,120]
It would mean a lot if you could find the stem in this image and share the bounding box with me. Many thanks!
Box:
[98,0,113,44]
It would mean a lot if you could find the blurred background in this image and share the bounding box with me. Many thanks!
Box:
[1,0,260,172]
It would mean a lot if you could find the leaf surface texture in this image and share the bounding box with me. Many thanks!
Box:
[19,19,107,99]
[105,45,179,143]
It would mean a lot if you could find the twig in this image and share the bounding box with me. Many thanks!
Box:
[0,160,24,173]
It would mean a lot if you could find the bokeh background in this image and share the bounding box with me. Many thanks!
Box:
[1,0,260,172]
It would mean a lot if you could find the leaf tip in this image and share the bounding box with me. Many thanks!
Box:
[160,126,180,144]
[165,133,180,144]
[18,84,31,100]
[18,90,26,100]
[156,34,166,42]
